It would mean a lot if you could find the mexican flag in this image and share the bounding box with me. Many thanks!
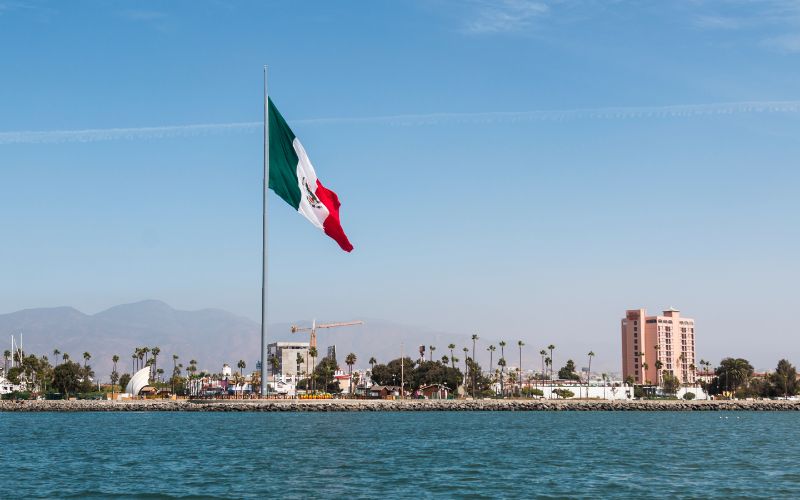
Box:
[268,98,354,252]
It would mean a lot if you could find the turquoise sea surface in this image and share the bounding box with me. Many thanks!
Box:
[1,411,798,498]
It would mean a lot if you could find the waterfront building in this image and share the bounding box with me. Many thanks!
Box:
[267,341,310,383]
[621,307,697,385]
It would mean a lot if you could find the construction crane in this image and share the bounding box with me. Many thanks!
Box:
[290,320,364,350]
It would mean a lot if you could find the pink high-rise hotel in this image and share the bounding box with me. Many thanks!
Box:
[621,308,696,385]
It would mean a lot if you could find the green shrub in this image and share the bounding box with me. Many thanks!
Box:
[683,392,696,400]
[1,391,32,401]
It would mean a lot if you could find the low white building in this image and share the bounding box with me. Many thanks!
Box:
[0,376,19,395]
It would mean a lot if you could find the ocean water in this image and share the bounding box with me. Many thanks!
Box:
[1,411,798,498]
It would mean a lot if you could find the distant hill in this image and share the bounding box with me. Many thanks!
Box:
[0,300,496,379]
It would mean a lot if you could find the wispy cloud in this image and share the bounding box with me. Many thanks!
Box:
[117,8,169,32]
[762,33,800,52]
[692,15,742,30]
[2,100,800,145]
[462,0,549,34]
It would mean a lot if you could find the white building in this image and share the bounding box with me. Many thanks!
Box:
[267,341,310,383]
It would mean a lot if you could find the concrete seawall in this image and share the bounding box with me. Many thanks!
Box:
[2,399,800,412]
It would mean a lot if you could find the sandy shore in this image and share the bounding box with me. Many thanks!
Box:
[2,398,800,412]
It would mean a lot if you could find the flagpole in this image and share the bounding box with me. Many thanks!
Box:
[261,65,269,397]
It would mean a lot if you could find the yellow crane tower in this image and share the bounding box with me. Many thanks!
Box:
[290,319,364,350]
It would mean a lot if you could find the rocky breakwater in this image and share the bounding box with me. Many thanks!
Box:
[2,399,800,412]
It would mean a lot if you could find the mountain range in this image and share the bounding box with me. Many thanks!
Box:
[0,300,498,378]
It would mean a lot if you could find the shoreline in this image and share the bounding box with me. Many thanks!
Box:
[2,399,800,412]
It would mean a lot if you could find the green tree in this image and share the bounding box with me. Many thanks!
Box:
[296,352,305,387]
[151,347,161,379]
[345,353,357,394]
[539,349,547,387]
[412,360,464,392]
[771,359,798,399]
[471,334,479,396]
[309,347,318,392]
[119,373,131,392]
[548,344,556,397]
[370,357,415,387]
[3,349,10,373]
[497,357,507,396]
[82,351,91,368]
[517,341,525,396]
[111,354,120,397]
[308,356,340,393]
[661,372,681,395]
[448,344,456,370]
[558,359,581,381]
[52,361,83,397]
[715,357,754,396]
[553,388,574,399]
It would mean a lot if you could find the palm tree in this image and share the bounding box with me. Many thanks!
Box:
[462,347,469,395]
[653,344,661,386]
[487,345,496,379]
[237,360,246,377]
[171,354,179,394]
[3,350,10,373]
[369,357,377,371]
[547,344,556,397]
[82,351,91,369]
[309,347,318,393]
[429,345,436,362]
[62,352,69,363]
[655,360,664,390]
[345,352,357,395]
[517,341,525,395]
[151,347,161,378]
[544,357,552,397]
[471,334,479,396]
[586,351,595,399]
[53,349,61,367]
[601,373,608,399]
[441,355,449,365]
[137,348,145,371]
[269,355,279,394]
[539,349,546,388]
[498,357,507,396]
[448,344,456,370]
[642,362,650,389]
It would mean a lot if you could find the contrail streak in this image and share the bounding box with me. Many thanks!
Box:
[2,100,799,145]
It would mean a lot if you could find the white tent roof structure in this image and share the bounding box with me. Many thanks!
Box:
[126,366,151,396]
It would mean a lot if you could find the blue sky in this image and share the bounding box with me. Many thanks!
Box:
[2,0,799,371]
